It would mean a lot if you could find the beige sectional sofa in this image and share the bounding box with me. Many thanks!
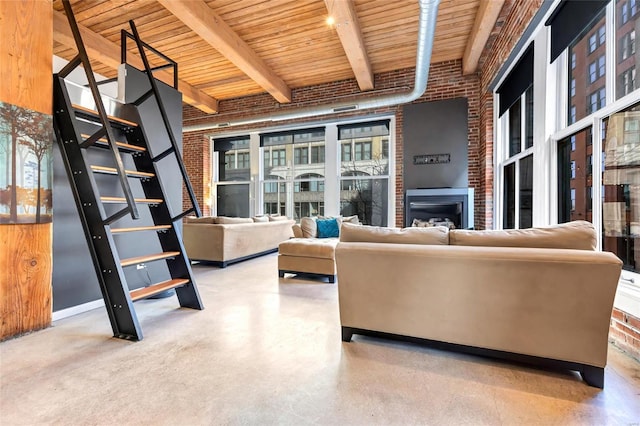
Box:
[278,216,359,282]
[183,216,294,267]
[335,221,623,388]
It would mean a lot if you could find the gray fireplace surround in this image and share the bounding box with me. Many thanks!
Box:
[405,188,474,229]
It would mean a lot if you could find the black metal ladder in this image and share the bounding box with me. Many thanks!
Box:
[52,0,203,341]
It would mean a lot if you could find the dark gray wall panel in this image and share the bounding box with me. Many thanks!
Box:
[402,98,468,190]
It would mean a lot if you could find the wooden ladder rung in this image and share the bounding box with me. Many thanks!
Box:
[100,196,163,204]
[80,133,146,153]
[121,251,181,267]
[72,103,138,127]
[130,278,189,301]
[111,225,172,234]
[91,165,155,178]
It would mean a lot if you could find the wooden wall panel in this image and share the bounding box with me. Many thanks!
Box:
[0,1,53,114]
[0,224,52,340]
[0,0,53,339]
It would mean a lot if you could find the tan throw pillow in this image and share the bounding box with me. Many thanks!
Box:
[215,216,253,224]
[449,220,596,250]
[184,216,217,224]
[300,217,317,238]
[268,215,290,222]
[340,222,449,245]
[340,215,360,224]
[252,216,269,223]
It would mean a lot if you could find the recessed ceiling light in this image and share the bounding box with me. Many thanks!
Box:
[326,16,335,26]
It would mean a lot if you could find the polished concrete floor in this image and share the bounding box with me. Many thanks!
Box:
[1,252,640,425]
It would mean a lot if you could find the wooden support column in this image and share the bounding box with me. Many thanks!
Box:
[0,1,53,340]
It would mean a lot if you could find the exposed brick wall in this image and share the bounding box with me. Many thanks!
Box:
[611,308,640,361]
[183,61,481,228]
[182,131,211,216]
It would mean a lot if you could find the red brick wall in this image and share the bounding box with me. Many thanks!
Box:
[183,61,481,228]
[611,308,640,361]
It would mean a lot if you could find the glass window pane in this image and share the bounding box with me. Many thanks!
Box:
[503,163,516,229]
[339,178,388,226]
[519,155,533,228]
[557,127,594,223]
[568,9,606,124]
[216,184,250,217]
[602,103,640,273]
[215,137,250,182]
[509,101,521,157]
[525,86,534,149]
[616,0,639,99]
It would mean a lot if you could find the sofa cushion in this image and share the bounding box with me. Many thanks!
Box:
[300,217,317,238]
[216,216,254,224]
[340,222,449,245]
[268,215,291,222]
[279,238,338,259]
[449,220,596,250]
[317,218,340,238]
[184,216,217,224]
[252,215,269,223]
[341,215,360,225]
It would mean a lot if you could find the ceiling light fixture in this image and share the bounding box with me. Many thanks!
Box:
[326,15,335,27]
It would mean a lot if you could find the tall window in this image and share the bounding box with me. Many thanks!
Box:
[261,128,326,221]
[213,136,251,217]
[497,44,534,229]
[338,120,391,225]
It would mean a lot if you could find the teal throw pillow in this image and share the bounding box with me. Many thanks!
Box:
[316,218,339,238]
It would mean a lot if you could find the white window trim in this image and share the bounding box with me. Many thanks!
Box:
[495,0,640,317]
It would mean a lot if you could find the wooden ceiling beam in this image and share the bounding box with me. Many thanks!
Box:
[52,10,219,114]
[157,0,292,103]
[462,0,505,75]
[324,0,374,91]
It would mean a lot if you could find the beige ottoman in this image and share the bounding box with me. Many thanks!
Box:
[278,238,338,283]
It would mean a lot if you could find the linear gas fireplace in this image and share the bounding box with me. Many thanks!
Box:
[405,188,474,229]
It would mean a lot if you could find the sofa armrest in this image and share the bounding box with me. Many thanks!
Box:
[182,223,224,261]
[292,224,303,238]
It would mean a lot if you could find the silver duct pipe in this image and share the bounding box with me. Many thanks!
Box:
[184,0,440,133]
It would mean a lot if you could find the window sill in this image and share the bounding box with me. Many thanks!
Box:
[614,271,640,318]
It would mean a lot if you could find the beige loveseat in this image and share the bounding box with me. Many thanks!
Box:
[335,221,622,388]
[183,216,294,267]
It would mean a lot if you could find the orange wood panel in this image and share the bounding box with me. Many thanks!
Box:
[0,0,53,114]
[0,224,52,341]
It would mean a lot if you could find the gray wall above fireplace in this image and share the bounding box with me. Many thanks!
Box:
[402,98,468,189]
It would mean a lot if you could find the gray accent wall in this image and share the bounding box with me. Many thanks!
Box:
[402,98,469,190]
[52,65,183,312]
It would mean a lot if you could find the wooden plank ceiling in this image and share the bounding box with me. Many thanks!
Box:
[52,0,504,114]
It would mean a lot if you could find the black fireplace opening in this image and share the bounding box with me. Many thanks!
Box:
[405,188,474,229]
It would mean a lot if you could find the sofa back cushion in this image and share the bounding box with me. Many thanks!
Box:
[300,217,318,238]
[252,215,269,223]
[268,215,291,222]
[184,216,217,224]
[216,216,254,224]
[449,220,596,250]
[340,222,449,245]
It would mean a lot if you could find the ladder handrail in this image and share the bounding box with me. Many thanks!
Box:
[125,20,202,219]
[59,0,139,220]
